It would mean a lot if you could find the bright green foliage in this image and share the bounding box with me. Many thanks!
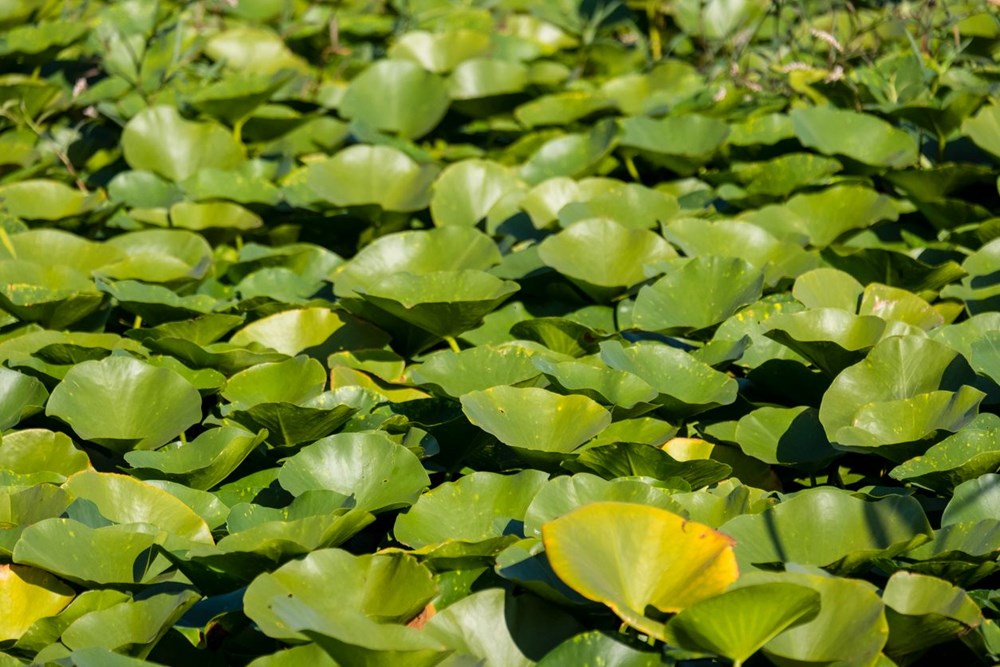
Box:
[0,0,999,664]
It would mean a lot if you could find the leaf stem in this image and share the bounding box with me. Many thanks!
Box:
[444,335,461,353]
[624,154,641,182]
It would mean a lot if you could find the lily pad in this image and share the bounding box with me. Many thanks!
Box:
[461,386,612,457]
[357,270,519,338]
[243,549,441,656]
[306,145,440,212]
[408,343,544,397]
[720,487,932,573]
[0,180,100,221]
[341,60,450,139]
[663,583,821,665]
[278,431,430,512]
[942,474,1000,526]
[633,257,764,333]
[0,260,104,329]
[430,159,526,228]
[542,502,738,639]
[819,335,984,458]
[882,571,983,659]
[123,426,266,490]
[0,564,75,643]
[394,470,548,548]
[791,106,919,168]
[229,307,390,357]
[333,227,501,298]
[0,367,47,430]
[121,106,244,182]
[538,219,676,291]
[732,569,889,667]
[889,414,1000,492]
[599,340,739,415]
[46,356,203,454]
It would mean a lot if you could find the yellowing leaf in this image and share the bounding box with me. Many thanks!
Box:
[542,502,738,640]
[662,437,714,460]
[0,564,74,641]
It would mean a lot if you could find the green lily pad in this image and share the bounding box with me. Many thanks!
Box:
[666,218,817,285]
[743,184,899,247]
[537,630,664,666]
[0,367,47,430]
[859,283,943,330]
[822,246,967,294]
[333,227,501,298]
[100,230,214,284]
[564,443,731,489]
[186,70,294,125]
[763,309,887,375]
[168,200,262,232]
[882,571,982,659]
[228,386,376,447]
[633,257,764,333]
[121,106,244,182]
[734,406,839,468]
[13,519,162,586]
[731,570,889,667]
[389,29,491,73]
[123,426,266,490]
[222,356,327,408]
[721,487,932,573]
[46,356,203,454]
[357,270,519,338]
[538,219,676,291]
[244,549,442,660]
[889,414,1000,492]
[59,591,198,657]
[0,429,90,479]
[306,145,440,212]
[509,317,605,357]
[64,470,212,543]
[599,340,739,416]
[793,268,864,311]
[98,279,221,324]
[729,153,842,198]
[229,307,390,357]
[0,180,101,221]
[394,470,549,548]
[461,386,611,458]
[0,229,124,274]
[558,182,680,231]
[791,106,919,168]
[448,58,528,100]
[962,103,1000,160]
[942,474,1000,526]
[408,343,544,397]
[430,159,525,228]
[424,588,581,666]
[619,114,729,172]
[519,119,619,184]
[532,355,658,409]
[819,336,984,459]
[341,60,449,139]
[108,170,184,209]
[0,260,104,329]
[664,583,821,665]
[278,431,430,512]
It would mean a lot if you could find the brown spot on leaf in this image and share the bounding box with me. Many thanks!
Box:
[406,603,437,630]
